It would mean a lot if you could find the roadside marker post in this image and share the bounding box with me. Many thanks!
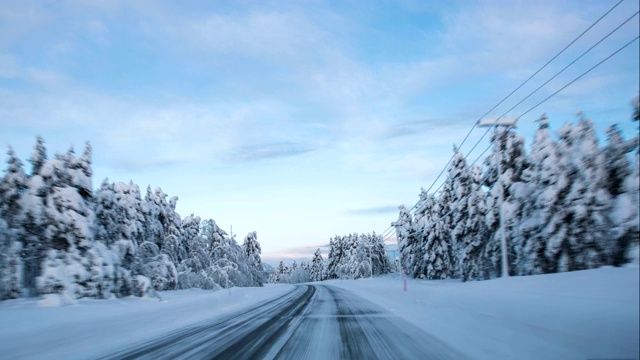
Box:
[403,268,407,292]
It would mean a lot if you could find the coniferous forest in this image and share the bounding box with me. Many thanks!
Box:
[268,233,394,284]
[1,108,638,302]
[395,111,639,281]
[0,137,265,303]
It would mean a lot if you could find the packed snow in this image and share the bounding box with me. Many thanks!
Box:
[0,285,293,359]
[326,265,639,360]
[0,266,637,359]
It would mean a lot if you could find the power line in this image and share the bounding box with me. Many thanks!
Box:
[470,0,625,125]
[517,35,640,121]
[422,0,627,198]
[495,10,639,122]
[385,36,640,243]
[417,34,640,239]
[380,0,630,241]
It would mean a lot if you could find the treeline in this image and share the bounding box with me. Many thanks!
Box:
[0,137,265,303]
[396,111,639,281]
[269,232,393,284]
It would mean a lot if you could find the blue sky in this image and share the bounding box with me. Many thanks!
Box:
[1,0,638,264]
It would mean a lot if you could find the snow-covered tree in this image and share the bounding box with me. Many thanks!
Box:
[18,137,51,295]
[483,126,528,277]
[0,147,28,298]
[325,236,342,280]
[394,205,415,273]
[288,260,311,283]
[242,231,265,286]
[0,147,28,229]
[421,197,455,280]
[270,261,290,283]
[460,165,489,281]
[607,121,640,265]
[447,147,473,277]
[369,232,392,276]
[517,115,557,275]
[36,145,112,301]
[310,248,324,281]
[0,215,22,300]
[546,116,609,272]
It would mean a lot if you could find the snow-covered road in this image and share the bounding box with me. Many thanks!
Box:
[102,284,466,360]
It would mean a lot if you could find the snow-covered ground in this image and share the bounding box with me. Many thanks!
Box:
[0,285,294,359]
[0,266,637,360]
[326,266,640,360]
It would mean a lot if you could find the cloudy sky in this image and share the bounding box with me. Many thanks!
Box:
[1,0,638,264]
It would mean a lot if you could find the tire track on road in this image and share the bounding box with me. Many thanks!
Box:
[213,285,315,359]
[101,286,310,360]
[104,284,467,360]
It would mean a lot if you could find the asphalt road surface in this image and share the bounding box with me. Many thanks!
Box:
[103,284,467,360]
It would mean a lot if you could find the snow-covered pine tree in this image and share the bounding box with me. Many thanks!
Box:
[604,125,633,197]
[517,115,557,275]
[483,126,527,278]
[0,147,28,229]
[208,228,254,288]
[272,261,289,283]
[36,145,108,301]
[370,232,391,276]
[94,179,120,247]
[460,165,489,281]
[176,214,204,289]
[394,205,416,274]
[200,219,226,255]
[421,196,454,280]
[136,187,179,290]
[604,124,639,265]
[161,191,182,266]
[0,147,27,298]
[447,147,473,277]
[288,259,311,283]
[242,231,264,286]
[0,214,22,300]
[623,150,639,263]
[346,234,370,279]
[411,192,436,278]
[19,137,51,296]
[144,186,165,250]
[549,116,610,271]
[571,115,611,269]
[325,236,343,279]
[179,214,201,264]
[310,248,324,281]
[30,136,47,176]
[114,182,146,267]
[94,180,150,296]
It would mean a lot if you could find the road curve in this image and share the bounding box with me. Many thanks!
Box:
[102,284,467,360]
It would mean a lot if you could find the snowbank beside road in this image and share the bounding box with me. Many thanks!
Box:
[0,285,293,359]
[325,266,639,360]
[0,266,637,360]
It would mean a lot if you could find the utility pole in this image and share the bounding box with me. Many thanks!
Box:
[478,117,517,278]
[368,240,373,278]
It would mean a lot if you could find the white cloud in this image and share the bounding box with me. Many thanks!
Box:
[86,19,109,46]
[1,0,637,261]
[0,53,19,78]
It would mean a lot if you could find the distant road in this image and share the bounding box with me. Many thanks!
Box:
[103,284,466,360]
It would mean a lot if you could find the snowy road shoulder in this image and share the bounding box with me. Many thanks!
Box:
[0,266,637,360]
[0,285,294,360]
[102,284,468,360]
[325,266,640,360]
